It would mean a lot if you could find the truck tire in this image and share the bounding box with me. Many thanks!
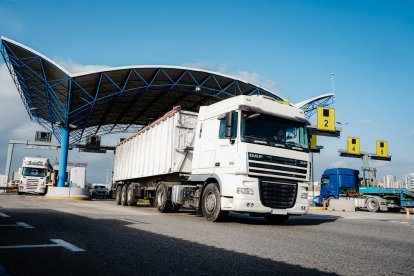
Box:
[327,197,335,207]
[366,197,380,212]
[115,186,122,205]
[156,183,172,213]
[264,214,290,224]
[201,183,228,222]
[127,185,138,206]
[121,185,128,206]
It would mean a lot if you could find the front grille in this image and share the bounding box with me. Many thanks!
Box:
[248,152,308,181]
[26,179,40,188]
[259,178,297,209]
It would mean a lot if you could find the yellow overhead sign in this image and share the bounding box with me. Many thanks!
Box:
[310,134,317,150]
[347,137,360,155]
[376,140,388,157]
[317,107,335,132]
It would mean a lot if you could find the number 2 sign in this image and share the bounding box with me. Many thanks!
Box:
[317,107,335,132]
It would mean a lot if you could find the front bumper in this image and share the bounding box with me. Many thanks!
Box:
[220,175,309,215]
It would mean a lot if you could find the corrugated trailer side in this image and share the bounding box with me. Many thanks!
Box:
[113,107,197,182]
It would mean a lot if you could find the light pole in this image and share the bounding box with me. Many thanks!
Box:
[337,121,350,167]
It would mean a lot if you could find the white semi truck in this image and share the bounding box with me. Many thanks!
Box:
[112,95,311,222]
[18,157,53,195]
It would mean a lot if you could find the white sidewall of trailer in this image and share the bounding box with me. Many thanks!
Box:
[113,111,197,182]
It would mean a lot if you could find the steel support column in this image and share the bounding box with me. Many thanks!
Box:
[57,127,70,187]
[4,143,15,184]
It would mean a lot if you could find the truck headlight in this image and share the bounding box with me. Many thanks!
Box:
[300,192,308,199]
[237,188,254,195]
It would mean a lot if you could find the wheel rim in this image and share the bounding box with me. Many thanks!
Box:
[205,192,216,214]
[368,200,376,209]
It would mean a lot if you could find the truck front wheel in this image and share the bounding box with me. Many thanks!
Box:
[366,197,380,212]
[115,186,122,205]
[156,183,172,213]
[201,183,228,222]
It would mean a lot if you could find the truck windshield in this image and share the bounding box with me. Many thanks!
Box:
[321,176,330,186]
[22,167,47,177]
[241,112,309,151]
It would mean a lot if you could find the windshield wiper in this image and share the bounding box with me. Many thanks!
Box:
[243,135,270,144]
[286,141,307,151]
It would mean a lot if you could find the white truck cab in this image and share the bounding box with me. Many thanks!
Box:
[18,157,52,195]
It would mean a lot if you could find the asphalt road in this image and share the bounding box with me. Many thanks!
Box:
[0,194,413,275]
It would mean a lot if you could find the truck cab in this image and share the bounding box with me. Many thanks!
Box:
[18,157,52,195]
[192,95,311,219]
[320,168,359,200]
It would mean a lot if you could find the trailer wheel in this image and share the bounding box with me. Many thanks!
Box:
[121,185,128,206]
[127,185,138,206]
[201,183,228,222]
[366,197,379,212]
[156,183,172,213]
[264,214,290,224]
[115,186,122,205]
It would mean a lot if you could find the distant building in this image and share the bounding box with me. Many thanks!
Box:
[406,173,414,191]
[0,174,6,187]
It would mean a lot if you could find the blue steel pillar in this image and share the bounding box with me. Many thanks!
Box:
[57,127,70,187]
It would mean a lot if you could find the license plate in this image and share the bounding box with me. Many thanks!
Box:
[271,209,288,215]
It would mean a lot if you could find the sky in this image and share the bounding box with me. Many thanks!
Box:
[0,0,413,184]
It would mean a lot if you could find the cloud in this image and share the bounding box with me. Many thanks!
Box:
[54,58,109,75]
[362,119,372,123]
[182,62,280,95]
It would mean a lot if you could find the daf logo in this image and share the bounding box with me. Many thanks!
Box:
[249,153,263,159]
[298,161,307,166]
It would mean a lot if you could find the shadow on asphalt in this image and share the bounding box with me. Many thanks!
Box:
[0,208,337,275]
[177,209,340,226]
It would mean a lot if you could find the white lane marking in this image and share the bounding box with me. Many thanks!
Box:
[50,239,85,252]
[0,239,85,252]
[16,222,34,229]
[0,212,10,218]
[0,222,34,229]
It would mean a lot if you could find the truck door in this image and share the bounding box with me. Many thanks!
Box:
[215,111,238,172]
[196,119,218,170]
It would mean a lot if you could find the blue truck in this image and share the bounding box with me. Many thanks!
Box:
[315,168,414,212]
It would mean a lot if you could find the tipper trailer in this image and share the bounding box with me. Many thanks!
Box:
[317,168,414,212]
[112,95,311,222]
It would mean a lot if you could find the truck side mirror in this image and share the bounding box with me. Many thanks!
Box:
[225,112,234,138]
